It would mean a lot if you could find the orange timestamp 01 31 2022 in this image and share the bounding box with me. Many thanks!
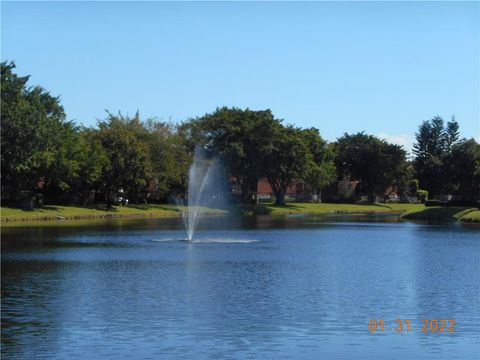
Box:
[368,319,456,334]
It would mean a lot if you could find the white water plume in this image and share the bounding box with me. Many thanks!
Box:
[180,148,226,241]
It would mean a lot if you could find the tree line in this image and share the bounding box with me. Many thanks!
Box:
[1,61,479,207]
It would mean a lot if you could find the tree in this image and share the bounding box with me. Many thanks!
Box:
[300,128,336,202]
[264,125,311,205]
[95,113,152,205]
[412,116,461,197]
[60,128,109,204]
[445,139,480,201]
[183,107,279,204]
[42,123,96,203]
[1,61,72,205]
[444,116,460,151]
[408,178,420,197]
[412,120,432,160]
[392,161,416,201]
[429,116,446,157]
[335,133,407,203]
[143,120,190,200]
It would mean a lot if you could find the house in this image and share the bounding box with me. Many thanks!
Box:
[230,177,407,204]
[255,179,320,202]
[228,177,310,202]
[337,179,359,200]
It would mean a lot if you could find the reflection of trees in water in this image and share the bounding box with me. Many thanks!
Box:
[2,261,66,358]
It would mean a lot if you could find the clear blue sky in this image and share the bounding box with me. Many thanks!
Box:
[2,1,479,151]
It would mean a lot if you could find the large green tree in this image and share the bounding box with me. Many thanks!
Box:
[300,128,336,202]
[91,113,190,204]
[55,128,109,204]
[412,116,461,197]
[42,124,105,203]
[264,125,311,205]
[95,113,152,204]
[444,139,480,201]
[444,116,460,151]
[143,119,190,200]
[335,133,407,203]
[183,107,279,203]
[1,61,76,205]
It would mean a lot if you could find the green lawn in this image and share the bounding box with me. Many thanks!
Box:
[401,206,480,223]
[4,202,478,225]
[1,202,421,223]
[459,209,480,222]
[0,204,224,223]
[247,202,424,215]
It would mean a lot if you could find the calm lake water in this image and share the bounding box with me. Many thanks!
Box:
[2,215,479,359]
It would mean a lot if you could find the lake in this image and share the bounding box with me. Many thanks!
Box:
[2,215,479,359]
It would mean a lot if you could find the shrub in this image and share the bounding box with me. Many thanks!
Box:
[416,189,429,203]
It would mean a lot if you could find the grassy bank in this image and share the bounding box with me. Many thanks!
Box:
[3,203,478,225]
[1,202,422,224]
[0,204,224,223]
[244,202,424,215]
[400,206,480,223]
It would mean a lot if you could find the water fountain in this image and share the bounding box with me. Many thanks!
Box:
[181,148,224,241]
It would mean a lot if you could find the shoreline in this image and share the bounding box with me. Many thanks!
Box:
[0,204,219,224]
[1,211,184,223]
[1,203,479,226]
[400,206,480,223]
